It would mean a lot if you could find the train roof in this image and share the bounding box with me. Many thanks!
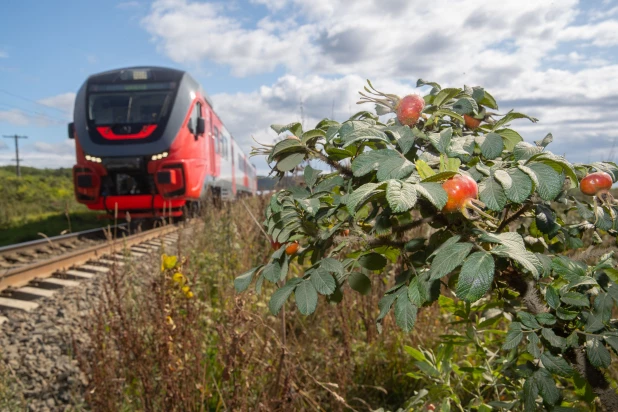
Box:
[86,66,214,108]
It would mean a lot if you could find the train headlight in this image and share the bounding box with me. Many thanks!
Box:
[151,151,170,161]
[85,154,102,163]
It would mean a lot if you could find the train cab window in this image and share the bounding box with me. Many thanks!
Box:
[188,102,201,135]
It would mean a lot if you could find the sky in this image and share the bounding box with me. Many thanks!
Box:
[1,0,618,174]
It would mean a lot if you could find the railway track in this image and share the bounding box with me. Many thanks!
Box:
[0,223,182,323]
[0,225,130,271]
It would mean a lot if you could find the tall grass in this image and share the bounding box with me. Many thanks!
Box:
[76,197,446,411]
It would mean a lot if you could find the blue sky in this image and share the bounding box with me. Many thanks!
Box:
[2,0,618,173]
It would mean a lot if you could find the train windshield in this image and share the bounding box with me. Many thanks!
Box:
[87,82,176,126]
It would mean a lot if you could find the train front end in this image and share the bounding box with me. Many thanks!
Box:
[69,67,204,219]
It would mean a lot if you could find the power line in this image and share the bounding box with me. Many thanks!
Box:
[0,102,66,124]
[0,89,67,114]
[2,134,27,177]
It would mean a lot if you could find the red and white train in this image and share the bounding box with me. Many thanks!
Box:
[69,66,257,219]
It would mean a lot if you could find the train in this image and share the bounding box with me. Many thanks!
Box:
[68,66,257,219]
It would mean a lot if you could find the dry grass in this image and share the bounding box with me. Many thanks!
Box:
[75,197,446,411]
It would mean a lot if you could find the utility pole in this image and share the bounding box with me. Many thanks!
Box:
[3,134,27,177]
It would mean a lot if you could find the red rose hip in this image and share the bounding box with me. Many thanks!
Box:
[396,94,425,126]
[580,171,613,196]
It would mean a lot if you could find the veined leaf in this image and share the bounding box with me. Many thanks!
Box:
[415,182,448,209]
[587,338,611,368]
[495,128,523,151]
[295,280,319,315]
[269,278,302,315]
[428,241,473,280]
[491,232,541,278]
[479,177,507,211]
[504,168,533,203]
[310,268,336,295]
[502,322,524,350]
[386,180,418,213]
[527,162,564,201]
[541,352,574,377]
[478,133,504,159]
[456,251,495,302]
[394,294,418,332]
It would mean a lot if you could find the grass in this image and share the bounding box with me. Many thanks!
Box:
[75,198,447,411]
[0,166,106,246]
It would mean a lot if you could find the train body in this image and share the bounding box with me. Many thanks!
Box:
[69,66,257,218]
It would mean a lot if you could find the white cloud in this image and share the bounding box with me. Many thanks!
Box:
[0,109,30,126]
[32,140,75,156]
[37,92,76,119]
[0,151,74,169]
[0,140,8,150]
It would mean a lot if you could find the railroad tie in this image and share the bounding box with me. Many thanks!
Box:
[97,259,125,267]
[64,270,95,280]
[0,297,39,312]
[80,264,111,273]
[131,247,152,254]
[13,286,55,298]
[34,278,80,288]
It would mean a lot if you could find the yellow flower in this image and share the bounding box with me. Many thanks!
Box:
[182,285,194,298]
[172,272,185,284]
[161,254,178,271]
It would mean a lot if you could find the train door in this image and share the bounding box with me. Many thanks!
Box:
[208,111,216,176]
[231,144,236,195]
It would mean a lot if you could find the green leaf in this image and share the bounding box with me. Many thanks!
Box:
[377,292,398,322]
[491,232,541,278]
[557,307,579,321]
[346,183,383,214]
[310,268,336,295]
[270,138,303,162]
[417,78,441,90]
[386,180,418,213]
[502,322,524,350]
[478,133,504,159]
[541,352,574,377]
[513,142,543,162]
[586,338,611,368]
[415,182,448,210]
[492,110,539,130]
[420,171,457,183]
[276,152,305,172]
[263,261,282,283]
[319,258,344,276]
[527,333,541,358]
[295,280,319,315]
[456,251,495,302]
[269,278,302,315]
[234,266,260,293]
[428,242,474,280]
[536,313,556,326]
[432,88,461,108]
[271,122,302,136]
[479,90,498,110]
[408,276,428,306]
[301,128,326,144]
[523,377,539,412]
[349,272,372,295]
[427,128,453,154]
[352,149,414,181]
[561,291,590,307]
[546,286,561,309]
[452,96,478,115]
[394,294,418,332]
[495,128,523,151]
[414,159,435,179]
[504,168,533,203]
[541,328,567,350]
[304,165,321,188]
[358,253,387,270]
[534,369,561,406]
[527,162,564,201]
[603,335,618,354]
[341,126,390,147]
[518,311,541,329]
[479,176,507,211]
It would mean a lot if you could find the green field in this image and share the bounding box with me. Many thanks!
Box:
[0,166,109,246]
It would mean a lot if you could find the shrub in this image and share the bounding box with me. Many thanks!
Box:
[238,79,618,410]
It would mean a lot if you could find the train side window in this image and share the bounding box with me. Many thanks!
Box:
[214,127,220,153]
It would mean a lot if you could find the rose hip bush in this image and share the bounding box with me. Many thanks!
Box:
[236,79,618,410]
